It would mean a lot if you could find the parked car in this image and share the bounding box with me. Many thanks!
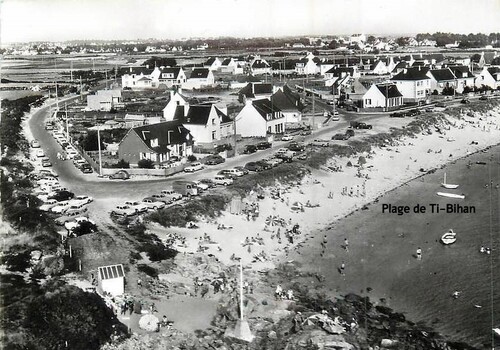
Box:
[407,109,421,116]
[151,193,174,204]
[345,129,355,137]
[281,134,294,141]
[213,174,233,186]
[288,142,305,152]
[275,150,295,162]
[184,162,204,173]
[460,98,471,104]
[244,162,263,172]
[142,197,166,210]
[80,165,93,174]
[111,205,136,217]
[234,166,249,175]
[36,149,45,157]
[243,144,258,154]
[192,180,210,192]
[72,195,93,205]
[48,190,75,202]
[42,159,52,167]
[265,158,283,167]
[109,170,130,180]
[51,201,72,214]
[199,178,216,188]
[31,140,40,148]
[479,95,491,101]
[435,102,446,108]
[301,129,312,136]
[124,201,149,214]
[39,199,59,212]
[172,181,198,196]
[332,133,350,140]
[222,168,245,177]
[65,206,88,216]
[255,160,272,170]
[217,170,238,179]
[205,155,225,165]
[350,121,372,129]
[65,217,96,232]
[161,189,183,201]
[425,107,435,112]
[256,141,272,149]
[55,211,86,225]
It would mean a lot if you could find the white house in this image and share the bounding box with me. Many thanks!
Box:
[370,60,389,75]
[87,89,122,111]
[295,53,319,75]
[121,66,155,89]
[426,68,457,94]
[157,67,187,88]
[219,58,244,74]
[362,84,404,109]
[391,67,431,102]
[235,99,285,137]
[475,67,500,90]
[250,58,271,75]
[163,89,189,121]
[450,66,476,93]
[97,264,125,296]
[172,103,233,144]
[183,68,215,90]
[204,57,222,71]
[124,114,146,128]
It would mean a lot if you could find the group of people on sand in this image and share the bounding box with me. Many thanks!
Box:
[243,202,260,221]
[341,183,366,198]
[274,284,295,301]
[479,246,491,255]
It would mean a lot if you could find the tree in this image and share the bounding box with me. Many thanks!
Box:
[137,159,155,169]
[112,159,130,168]
[80,131,105,152]
[367,35,377,44]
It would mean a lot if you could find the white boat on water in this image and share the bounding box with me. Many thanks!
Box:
[441,173,459,189]
[493,327,500,337]
[441,229,457,245]
[436,192,465,199]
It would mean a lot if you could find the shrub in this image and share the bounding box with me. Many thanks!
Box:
[187,154,197,162]
[137,264,159,278]
[109,159,130,169]
[137,159,155,169]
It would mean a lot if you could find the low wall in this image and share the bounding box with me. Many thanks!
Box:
[101,164,185,177]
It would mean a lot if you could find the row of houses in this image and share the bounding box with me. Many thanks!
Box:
[117,84,303,166]
[121,66,214,90]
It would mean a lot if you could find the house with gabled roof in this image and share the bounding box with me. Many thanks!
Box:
[426,68,457,94]
[235,98,285,137]
[270,85,304,123]
[157,67,187,88]
[362,83,403,109]
[87,89,122,111]
[163,89,190,121]
[475,66,500,90]
[204,57,222,71]
[219,58,244,74]
[450,66,475,93]
[370,60,389,75]
[391,67,431,102]
[184,68,215,90]
[118,120,193,166]
[172,103,234,144]
[121,66,156,88]
[250,58,271,75]
[295,53,320,75]
[238,82,273,103]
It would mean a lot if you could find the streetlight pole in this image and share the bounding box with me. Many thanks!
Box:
[97,127,103,176]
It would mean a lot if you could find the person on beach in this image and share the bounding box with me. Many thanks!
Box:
[480,246,486,253]
[344,238,349,252]
[275,284,283,300]
[416,247,422,260]
[340,261,346,276]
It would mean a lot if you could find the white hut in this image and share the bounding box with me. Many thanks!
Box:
[97,264,125,296]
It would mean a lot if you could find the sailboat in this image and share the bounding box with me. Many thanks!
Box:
[441,173,459,189]
[436,192,465,199]
[441,229,457,245]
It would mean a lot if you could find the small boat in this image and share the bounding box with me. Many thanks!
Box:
[476,161,487,165]
[441,229,457,245]
[441,173,459,189]
[437,192,465,199]
[493,328,500,338]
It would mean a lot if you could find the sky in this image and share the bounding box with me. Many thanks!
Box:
[1,0,500,43]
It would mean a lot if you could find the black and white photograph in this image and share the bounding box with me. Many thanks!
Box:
[0,0,499,349]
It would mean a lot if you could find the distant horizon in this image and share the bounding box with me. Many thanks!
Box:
[1,0,500,44]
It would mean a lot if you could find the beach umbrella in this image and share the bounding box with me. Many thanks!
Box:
[139,314,159,332]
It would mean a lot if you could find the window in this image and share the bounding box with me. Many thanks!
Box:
[365,99,371,105]
[267,126,272,133]
[212,131,216,140]
[212,118,215,125]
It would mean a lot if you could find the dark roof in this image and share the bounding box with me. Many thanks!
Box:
[325,66,356,76]
[121,66,154,75]
[173,104,231,125]
[131,120,192,152]
[429,68,456,81]
[391,67,430,81]
[252,99,282,120]
[251,59,270,68]
[234,74,262,83]
[98,264,124,280]
[204,57,217,66]
[190,68,210,79]
[412,61,427,67]
[375,84,403,98]
[271,60,297,70]
[449,65,474,78]
[221,58,233,66]
[239,83,273,98]
[370,60,385,70]
[270,85,304,111]
[214,107,232,123]
[487,67,500,81]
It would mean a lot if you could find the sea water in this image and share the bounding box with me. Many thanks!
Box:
[296,145,499,348]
